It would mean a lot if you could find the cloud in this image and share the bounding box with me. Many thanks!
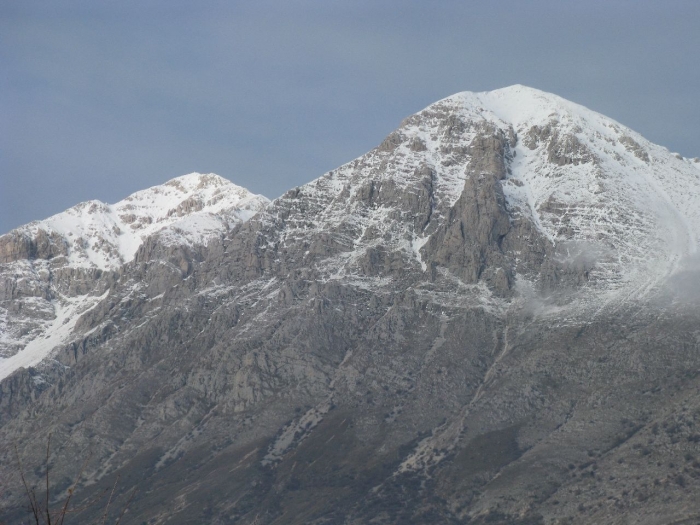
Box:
[661,254,700,306]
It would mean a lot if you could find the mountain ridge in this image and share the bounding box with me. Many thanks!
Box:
[0,172,269,268]
[0,172,269,379]
[1,86,700,524]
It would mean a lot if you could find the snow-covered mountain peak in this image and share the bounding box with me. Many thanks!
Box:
[434,85,635,145]
[266,86,700,307]
[432,88,700,293]
[1,172,269,270]
[121,172,254,213]
[0,173,269,376]
[473,84,592,122]
[1,89,698,382]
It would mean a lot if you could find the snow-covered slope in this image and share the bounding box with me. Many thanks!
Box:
[257,85,700,311]
[2,87,700,380]
[0,173,269,380]
[0,291,108,381]
[3,87,700,524]
[2,172,269,269]
[468,86,700,294]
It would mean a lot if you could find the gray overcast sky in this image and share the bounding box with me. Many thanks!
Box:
[2,1,699,234]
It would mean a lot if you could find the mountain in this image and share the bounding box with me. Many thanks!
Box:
[0,172,269,379]
[1,86,700,524]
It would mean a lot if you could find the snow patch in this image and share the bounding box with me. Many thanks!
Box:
[411,236,430,272]
[0,291,108,381]
[3,173,269,269]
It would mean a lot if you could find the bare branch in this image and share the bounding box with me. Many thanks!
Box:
[56,449,92,525]
[45,434,51,525]
[113,488,137,525]
[58,487,111,514]
[12,439,135,525]
[100,475,120,525]
[14,443,42,525]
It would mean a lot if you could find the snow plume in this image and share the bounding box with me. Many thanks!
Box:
[658,253,700,306]
[552,240,614,279]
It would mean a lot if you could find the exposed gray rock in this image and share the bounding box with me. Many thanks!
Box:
[0,229,69,263]
[1,87,700,525]
[424,126,514,294]
[524,122,596,166]
[619,135,651,163]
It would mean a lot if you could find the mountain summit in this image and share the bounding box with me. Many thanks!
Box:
[0,173,268,378]
[1,87,700,524]
[0,172,269,269]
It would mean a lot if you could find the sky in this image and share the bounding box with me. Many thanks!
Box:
[2,0,699,234]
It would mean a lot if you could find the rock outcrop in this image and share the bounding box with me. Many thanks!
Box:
[1,86,700,524]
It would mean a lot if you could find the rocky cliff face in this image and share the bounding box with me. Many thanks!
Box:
[0,173,269,375]
[1,86,700,524]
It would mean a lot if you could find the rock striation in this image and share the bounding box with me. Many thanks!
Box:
[1,86,700,524]
[0,173,268,373]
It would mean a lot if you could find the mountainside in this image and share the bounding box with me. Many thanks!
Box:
[0,173,269,378]
[1,86,700,525]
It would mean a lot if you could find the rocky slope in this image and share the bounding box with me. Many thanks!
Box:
[0,173,269,378]
[1,86,700,524]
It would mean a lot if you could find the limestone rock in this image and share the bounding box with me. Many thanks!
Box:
[1,86,700,525]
